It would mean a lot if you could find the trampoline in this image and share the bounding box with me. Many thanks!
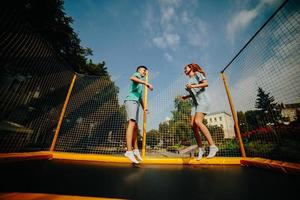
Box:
[1,0,299,199]
[0,159,298,200]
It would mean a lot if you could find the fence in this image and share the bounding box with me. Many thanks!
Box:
[221,0,300,163]
[0,8,74,152]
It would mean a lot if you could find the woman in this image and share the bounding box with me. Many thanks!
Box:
[182,63,218,160]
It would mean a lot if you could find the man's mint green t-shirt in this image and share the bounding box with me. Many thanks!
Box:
[125,72,143,102]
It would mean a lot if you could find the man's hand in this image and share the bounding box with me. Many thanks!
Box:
[144,108,149,114]
[146,83,153,91]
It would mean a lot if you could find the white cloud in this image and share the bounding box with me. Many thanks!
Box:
[144,0,208,51]
[259,0,281,6]
[227,0,282,43]
[143,5,156,33]
[152,33,180,49]
[153,36,167,48]
[161,7,175,23]
[149,70,161,81]
[111,74,121,82]
[159,0,181,7]
[205,75,231,113]
[165,116,171,122]
[186,18,208,47]
[146,75,187,129]
[231,75,258,111]
[228,10,300,111]
[164,52,173,62]
[165,33,180,47]
[227,9,258,42]
[181,11,190,24]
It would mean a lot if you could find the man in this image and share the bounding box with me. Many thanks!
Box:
[124,66,153,163]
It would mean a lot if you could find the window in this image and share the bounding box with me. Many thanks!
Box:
[219,117,222,121]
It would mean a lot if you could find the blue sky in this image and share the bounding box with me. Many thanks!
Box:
[64,0,285,130]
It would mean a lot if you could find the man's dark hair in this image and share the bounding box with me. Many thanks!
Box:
[136,65,148,72]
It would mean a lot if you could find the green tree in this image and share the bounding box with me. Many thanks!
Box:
[146,129,160,148]
[255,87,275,112]
[237,111,247,132]
[170,96,192,143]
[85,60,107,76]
[244,110,261,130]
[171,96,191,121]
[157,96,225,147]
[6,0,106,76]
[296,109,300,123]
[208,125,224,141]
[255,87,282,124]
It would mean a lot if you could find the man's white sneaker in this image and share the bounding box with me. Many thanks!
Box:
[206,146,219,158]
[125,151,139,164]
[133,149,143,161]
[196,147,205,161]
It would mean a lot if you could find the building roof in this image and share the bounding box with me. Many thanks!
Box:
[283,103,300,109]
[206,111,231,117]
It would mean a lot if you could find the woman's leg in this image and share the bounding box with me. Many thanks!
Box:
[194,112,215,146]
[191,115,203,147]
[194,112,219,158]
[191,115,206,160]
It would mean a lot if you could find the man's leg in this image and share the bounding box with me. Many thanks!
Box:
[125,120,139,163]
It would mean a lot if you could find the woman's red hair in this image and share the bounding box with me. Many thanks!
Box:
[186,63,206,77]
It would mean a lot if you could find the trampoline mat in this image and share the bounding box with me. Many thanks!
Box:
[0,159,298,200]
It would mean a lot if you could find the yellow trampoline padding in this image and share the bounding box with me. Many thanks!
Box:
[52,152,241,165]
[241,157,300,174]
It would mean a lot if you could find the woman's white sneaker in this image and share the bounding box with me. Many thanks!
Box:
[206,146,219,158]
[133,149,143,161]
[125,151,139,164]
[196,147,205,161]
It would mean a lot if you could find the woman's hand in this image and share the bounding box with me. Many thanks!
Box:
[186,84,194,89]
[181,95,189,100]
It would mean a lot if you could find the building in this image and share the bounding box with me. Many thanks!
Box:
[281,103,300,123]
[205,111,235,139]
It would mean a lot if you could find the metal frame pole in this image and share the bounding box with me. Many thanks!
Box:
[221,72,246,157]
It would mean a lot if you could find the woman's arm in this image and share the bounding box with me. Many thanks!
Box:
[181,95,191,100]
[186,79,208,89]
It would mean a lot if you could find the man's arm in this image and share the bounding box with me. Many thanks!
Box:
[140,99,148,112]
[130,76,153,90]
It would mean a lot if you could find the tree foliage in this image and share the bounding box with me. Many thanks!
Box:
[146,129,160,148]
[237,110,262,132]
[2,0,127,149]
[237,87,283,133]
[148,96,224,147]
[255,87,282,124]
[6,0,106,75]
[255,87,275,112]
